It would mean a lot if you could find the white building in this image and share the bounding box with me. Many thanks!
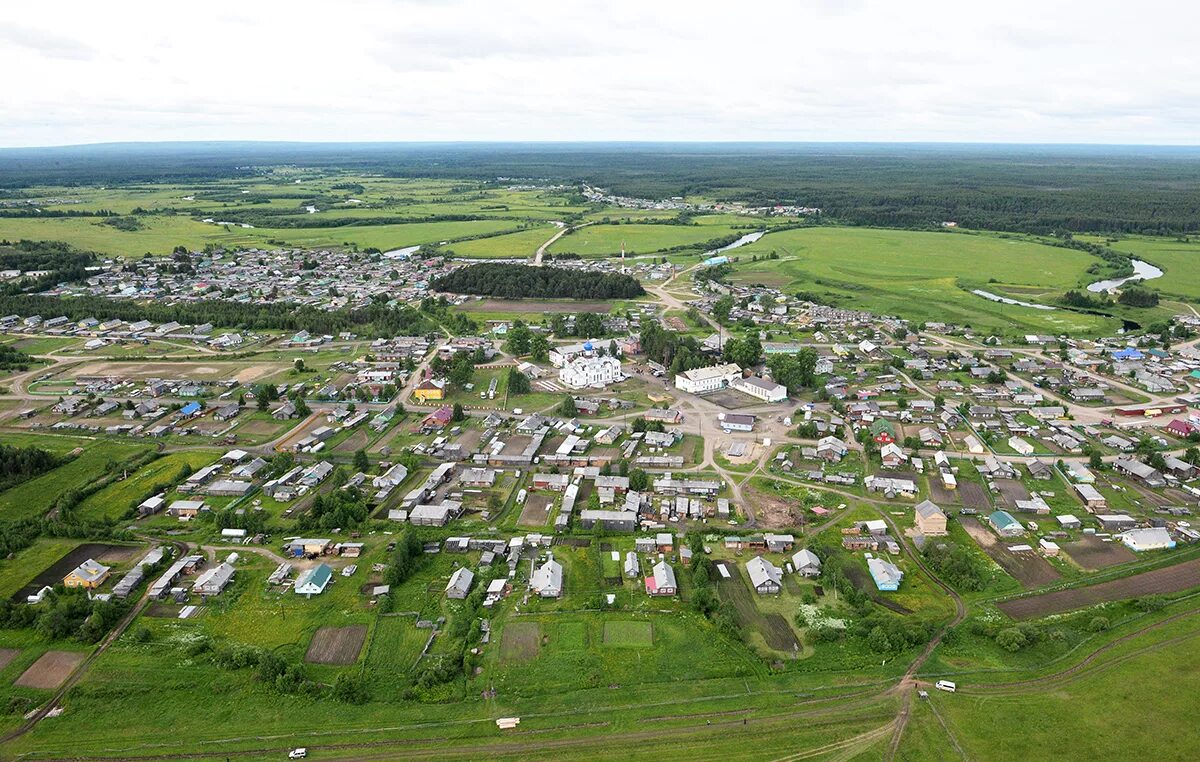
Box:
[530,555,563,598]
[730,375,787,403]
[559,355,623,390]
[549,339,615,368]
[674,363,741,394]
[1118,527,1176,552]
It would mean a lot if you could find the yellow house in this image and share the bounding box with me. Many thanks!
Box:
[413,378,446,403]
[63,559,112,589]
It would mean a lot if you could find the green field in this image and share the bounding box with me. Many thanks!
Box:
[438,225,557,258]
[549,222,743,257]
[0,214,527,257]
[0,441,151,520]
[73,450,221,521]
[1081,234,1200,301]
[730,227,1117,335]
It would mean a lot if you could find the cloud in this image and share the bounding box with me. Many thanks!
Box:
[0,0,1198,146]
[0,22,96,61]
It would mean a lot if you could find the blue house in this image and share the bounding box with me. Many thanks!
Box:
[180,401,202,417]
[1112,348,1144,361]
[988,510,1025,537]
[867,557,903,591]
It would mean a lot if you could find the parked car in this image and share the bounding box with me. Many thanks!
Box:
[935,680,957,693]
[288,748,307,759]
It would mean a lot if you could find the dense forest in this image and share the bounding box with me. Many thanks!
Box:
[4,143,1200,234]
[431,263,645,299]
[0,444,61,492]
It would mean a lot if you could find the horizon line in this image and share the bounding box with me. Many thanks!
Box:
[3,138,1200,152]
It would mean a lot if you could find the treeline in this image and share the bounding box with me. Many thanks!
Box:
[1118,287,1160,307]
[0,588,130,642]
[0,293,436,338]
[0,344,37,372]
[432,263,645,300]
[0,444,61,491]
[639,323,708,375]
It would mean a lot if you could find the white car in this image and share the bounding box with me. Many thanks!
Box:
[934,680,957,693]
[288,749,307,759]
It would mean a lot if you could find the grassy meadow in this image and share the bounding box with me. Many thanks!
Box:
[730,227,1118,334]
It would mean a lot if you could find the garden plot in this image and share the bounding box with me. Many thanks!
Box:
[992,479,1030,508]
[602,620,653,647]
[1062,536,1137,571]
[517,494,554,527]
[960,518,1060,589]
[14,651,85,689]
[998,557,1200,620]
[499,620,540,664]
[714,563,800,652]
[305,625,368,665]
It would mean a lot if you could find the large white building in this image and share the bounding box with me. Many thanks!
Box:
[674,363,741,394]
[549,339,616,368]
[559,356,624,389]
[731,375,787,403]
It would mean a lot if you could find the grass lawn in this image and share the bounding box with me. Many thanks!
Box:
[602,619,654,646]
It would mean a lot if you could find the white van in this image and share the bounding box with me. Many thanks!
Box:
[935,680,957,693]
[288,749,307,759]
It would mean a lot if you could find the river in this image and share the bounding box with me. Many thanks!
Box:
[705,230,764,256]
[382,245,421,259]
[1087,259,1164,293]
[970,289,1058,310]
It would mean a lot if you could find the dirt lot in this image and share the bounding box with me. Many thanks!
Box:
[500,434,533,456]
[14,650,86,689]
[0,649,18,670]
[12,542,142,601]
[992,479,1030,508]
[305,625,368,665]
[70,360,284,384]
[960,517,1061,589]
[741,483,797,529]
[517,494,554,528]
[500,620,540,663]
[1063,536,1137,571]
[999,557,1200,620]
[703,388,758,410]
[928,480,958,505]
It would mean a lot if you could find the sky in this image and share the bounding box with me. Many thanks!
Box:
[1,0,1198,147]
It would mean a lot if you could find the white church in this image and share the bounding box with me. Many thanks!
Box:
[559,354,624,390]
